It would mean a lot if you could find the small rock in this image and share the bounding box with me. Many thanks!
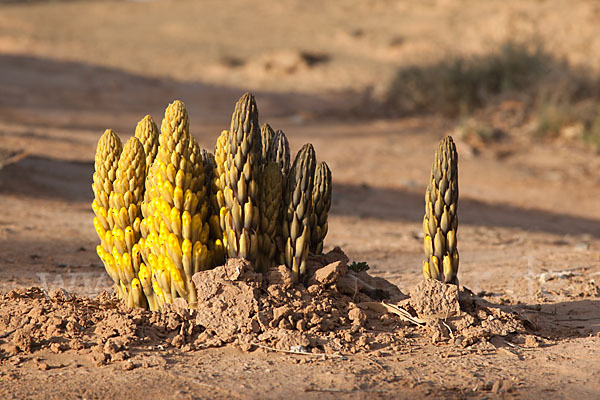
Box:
[140,354,167,368]
[409,279,460,317]
[50,288,72,301]
[307,285,322,295]
[49,342,64,354]
[111,351,130,362]
[313,261,347,285]
[104,338,123,355]
[272,305,292,327]
[348,307,367,327]
[172,298,190,315]
[122,360,135,371]
[238,342,254,352]
[70,339,85,351]
[267,265,295,289]
[171,334,185,348]
[524,336,539,348]
[92,351,108,366]
[296,319,307,332]
[356,336,369,349]
[454,336,464,347]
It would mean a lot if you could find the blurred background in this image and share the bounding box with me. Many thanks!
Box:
[1,0,600,298]
[1,0,600,141]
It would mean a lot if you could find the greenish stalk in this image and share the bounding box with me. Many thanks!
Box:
[257,162,283,272]
[283,143,316,280]
[267,129,291,177]
[309,161,332,255]
[260,123,275,164]
[202,148,225,266]
[221,93,261,264]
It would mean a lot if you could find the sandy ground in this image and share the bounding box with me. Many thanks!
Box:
[1,1,600,399]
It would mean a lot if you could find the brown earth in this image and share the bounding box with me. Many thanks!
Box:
[1,1,600,399]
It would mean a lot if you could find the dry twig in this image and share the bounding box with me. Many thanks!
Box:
[360,301,427,326]
[252,343,347,359]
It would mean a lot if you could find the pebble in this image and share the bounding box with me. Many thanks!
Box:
[122,361,135,371]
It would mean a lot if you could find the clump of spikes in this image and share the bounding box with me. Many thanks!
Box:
[92,93,333,309]
[422,136,459,284]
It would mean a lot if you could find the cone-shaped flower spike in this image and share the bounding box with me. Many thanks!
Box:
[257,162,284,272]
[140,100,212,308]
[220,93,261,262]
[309,161,332,255]
[283,143,316,280]
[422,136,459,284]
[134,115,159,175]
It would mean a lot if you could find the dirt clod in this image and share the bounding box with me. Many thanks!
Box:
[348,305,367,327]
[313,260,348,285]
[409,279,460,317]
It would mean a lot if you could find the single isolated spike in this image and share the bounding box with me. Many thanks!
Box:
[422,136,459,284]
[283,143,316,280]
[221,93,261,265]
[134,115,159,174]
[309,161,332,255]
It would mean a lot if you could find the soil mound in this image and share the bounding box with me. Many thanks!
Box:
[0,248,537,366]
[191,248,408,353]
[403,279,531,346]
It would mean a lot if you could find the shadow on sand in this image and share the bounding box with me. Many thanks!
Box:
[0,53,353,133]
[333,183,600,238]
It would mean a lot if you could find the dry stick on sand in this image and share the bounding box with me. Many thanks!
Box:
[252,343,348,359]
[361,302,427,326]
[305,388,388,393]
[363,355,386,372]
